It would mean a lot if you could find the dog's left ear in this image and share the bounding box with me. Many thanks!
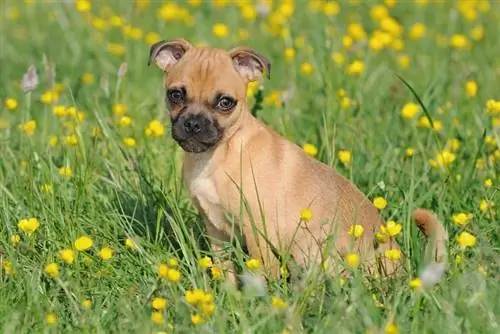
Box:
[228,47,271,82]
[148,39,192,72]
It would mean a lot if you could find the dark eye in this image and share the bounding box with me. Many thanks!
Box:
[167,88,185,104]
[216,96,236,111]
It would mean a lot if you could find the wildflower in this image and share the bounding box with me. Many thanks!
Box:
[346,60,365,76]
[331,52,345,65]
[64,135,78,146]
[98,247,113,260]
[112,103,127,116]
[373,197,387,209]
[401,102,420,120]
[385,322,398,334]
[348,23,367,41]
[375,231,389,244]
[283,48,295,62]
[152,297,167,310]
[18,218,40,236]
[486,99,500,114]
[466,80,478,97]
[82,299,92,309]
[49,136,58,147]
[470,25,485,41]
[450,34,469,49]
[81,73,95,85]
[191,314,204,325]
[478,265,487,276]
[10,234,21,246]
[409,277,422,289]
[145,120,165,137]
[241,4,256,21]
[167,258,178,267]
[212,23,229,38]
[381,220,402,237]
[345,252,360,268]
[123,137,136,148]
[74,236,93,251]
[200,302,215,316]
[300,208,313,222]
[370,5,388,21]
[271,296,288,310]
[300,62,314,76]
[21,65,39,92]
[452,212,473,226]
[429,150,456,168]
[338,150,352,166]
[5,98,18,110]
[323,1,340,16]
[145,32,161,46]
[397,54,410,69]
[44,263,60,279]
[40,91,58,104]
[185,289,205,305]
[456,231,477,249]
[418,116,443,131]
[75,0,91,13]
[384,249,401,261]
[409,23,426,40]
[198,256,212,269]
[405,147,415,157]
[303,143,318,157]
[107,43,126,56]
[210,266,223,280]
[125,238,138,249]
[58,166,73,178]
[2,260,15,275]
[46,313,57,325]
[151,311,165,325]
[479,199,493,213]
[119,116,132,127]
[59,249,75,264]
[348,224,364,238]
[158,264,169,277]
[447,138,461,151]
[245,258,261,270]
[167,268,182,283]
[19,120,36,135]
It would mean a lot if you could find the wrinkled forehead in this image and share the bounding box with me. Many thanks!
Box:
[165,47,246,100]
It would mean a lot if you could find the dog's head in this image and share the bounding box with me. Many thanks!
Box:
[148,38,271,153]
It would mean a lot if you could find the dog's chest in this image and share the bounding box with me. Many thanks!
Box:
[187,172,226,230]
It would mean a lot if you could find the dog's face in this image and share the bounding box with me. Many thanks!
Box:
[149,39,271,153]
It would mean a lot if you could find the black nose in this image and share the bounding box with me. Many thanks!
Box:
[184,117,201,134]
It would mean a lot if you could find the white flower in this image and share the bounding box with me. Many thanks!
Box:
[21,65,39,92]
[419,262,446,288]
[238,272,268,297]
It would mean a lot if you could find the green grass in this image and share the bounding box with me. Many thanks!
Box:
[1,0,499,333]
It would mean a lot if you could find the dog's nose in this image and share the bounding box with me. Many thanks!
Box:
[183,117,202,134]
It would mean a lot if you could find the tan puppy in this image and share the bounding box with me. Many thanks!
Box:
[148,38,448,281]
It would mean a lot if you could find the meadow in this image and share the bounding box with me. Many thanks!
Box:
[1,0,499,333]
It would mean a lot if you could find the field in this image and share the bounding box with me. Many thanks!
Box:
[1,0,499,333]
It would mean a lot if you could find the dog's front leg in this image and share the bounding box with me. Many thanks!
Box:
[203,221,238,285]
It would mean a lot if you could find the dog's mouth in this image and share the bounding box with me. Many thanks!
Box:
[175,137,216,153]
[171,118,223,153]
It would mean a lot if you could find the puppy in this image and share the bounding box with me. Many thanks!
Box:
[148,38,448,281]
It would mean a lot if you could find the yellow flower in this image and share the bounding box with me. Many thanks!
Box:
[300,208,313,222]
[81,73,95,85]
[429,150,456,168]
[450,34,469,49]
[46,312,57,325]
[112,103,128,116]
[385,322,399,334]
[345,252,360,268]
[241,4,256,21]
[158,264,169,277]
[210,266,223,280]
[10,234,21,246]
[346,60,365,76]
[447,138,461,151]
[152,297,167,310]
[331,52,345,65]
[125,238,138,249]
[212,23,229,38]
[245,258,261,270]
[75,0,91,13]
[44,263,60,279]
[323,1,340,16]
[2,260,15,275]
[198,256,212,269]
[479,199,493,213]
[397,54,410,69]
[417,116,442,131]
[145,120,165,137]
[381,220,402,237]
[373,197,387,209]
[400,102,420,120]
[338,150,352,166]
[74,236,93,251]
[98,247,113,260]
[465,80,478,97]
[52,105,67,117]
[405,147,416,157]
[303,143,318,157]
[58,166,73,178]
[271,296,288,310]
[300,62,314,76]
[191,314,204,325]
[409,277,422,289]
[19,120,36,136]
[483,178,492,188]
[64,134,78,146]
[456,231,477,249]
[5,98,18,110]
[167,268,181,283]
[470,25,484,41]
[283,47,295,62]
[185,289,205,305]
[409,23,426,40]
[384,249,401,261]
[82,299,92,309]
[49,136,58,147]
[348,23,367,41]
[486,99,500,114]
[107,43,126,56]
[123,137,136,148]
[478,265,487,277]
[151,311,165,325]
[452,212,473,226]
[348,224,365,238]
[17,218,40,236]
[370,5,388,21]
[119,116,132,127]
[375,231,389,244]
[145,32,161,46]
[59,249,76,264]
[167,258,178,267]
[200,302,215,316]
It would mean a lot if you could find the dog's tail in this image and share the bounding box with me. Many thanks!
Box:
[412,208,448,264]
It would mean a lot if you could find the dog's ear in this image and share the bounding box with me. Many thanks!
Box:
[228,47,271,82]
[148,39,192,72]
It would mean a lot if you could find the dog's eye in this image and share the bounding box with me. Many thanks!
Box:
[167,89,185,104]
[216,96,236,111]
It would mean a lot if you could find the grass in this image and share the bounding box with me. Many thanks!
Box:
[1,0,499,333]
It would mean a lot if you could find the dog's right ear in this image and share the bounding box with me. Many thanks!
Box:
[148,39,192,72]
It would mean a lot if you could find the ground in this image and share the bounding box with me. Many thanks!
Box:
[0,1,499,333]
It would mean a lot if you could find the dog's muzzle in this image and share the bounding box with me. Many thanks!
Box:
[171,114,222,153]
